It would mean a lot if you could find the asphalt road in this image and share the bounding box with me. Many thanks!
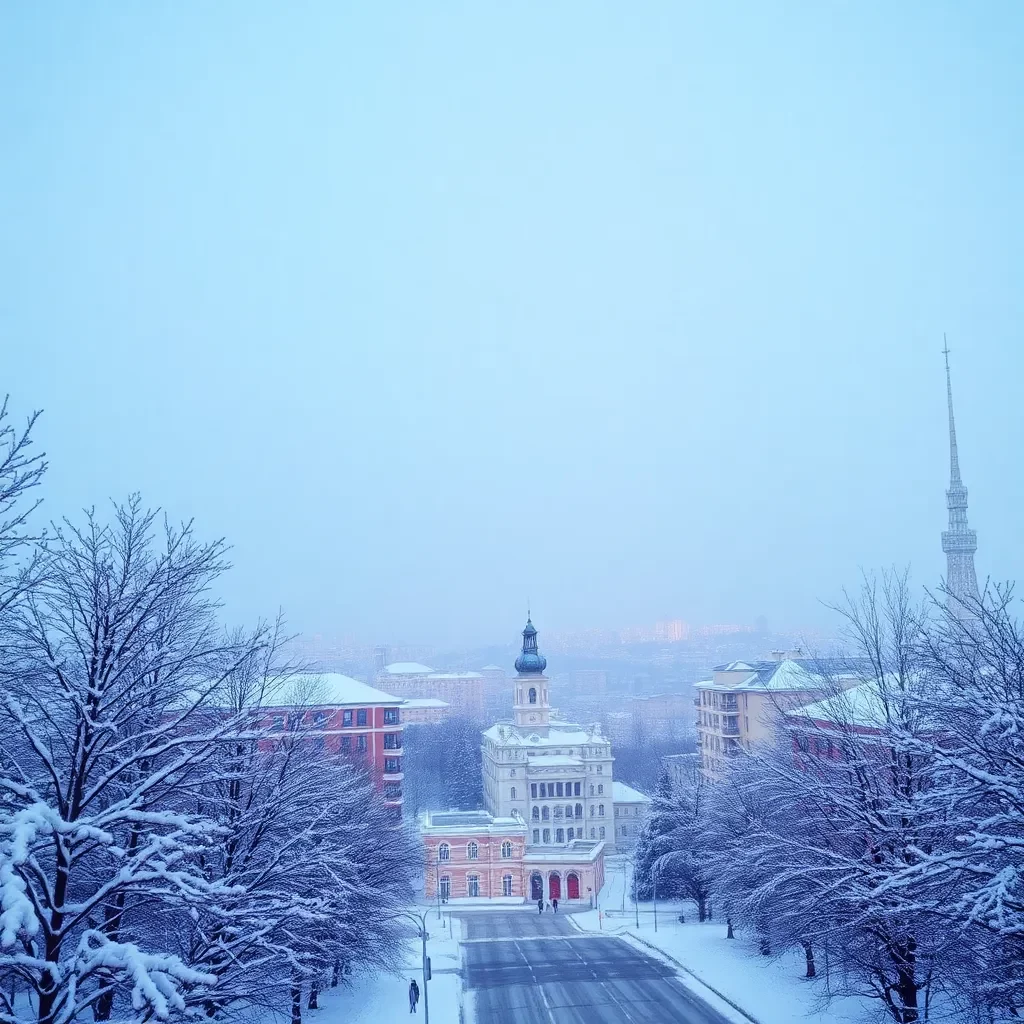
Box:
[457,912,734,1024]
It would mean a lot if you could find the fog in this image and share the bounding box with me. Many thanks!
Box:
[3,3,1022,647]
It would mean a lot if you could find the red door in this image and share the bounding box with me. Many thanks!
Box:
[567,873,580,900]
[549,874,561,901]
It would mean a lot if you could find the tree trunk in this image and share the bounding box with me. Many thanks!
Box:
[726,917,734,939]
[308,984,319,1010]
[291,982,302,1024]
[331,961,340,988]
[697,897,707,922]
[802,941,816,978]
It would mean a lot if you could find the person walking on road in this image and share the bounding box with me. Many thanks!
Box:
[552,897,558,913]
[408,979,420,1014]
[537,898,544,914]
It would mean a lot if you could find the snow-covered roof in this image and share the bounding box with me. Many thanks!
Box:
[482,723,603,747]
[698,659,837,694]
[612,781,651,804]
[523,840,605,864]
[791,680,889,729]
[273,674,401,707]
[420,810,527,836]
[384,662,436,674]
[722,661,756,672]
[401,697,450,709]
[529,755,583,767]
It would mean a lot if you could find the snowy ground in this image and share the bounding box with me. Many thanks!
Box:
[566,862,877,1024]
[295,910,464,1024]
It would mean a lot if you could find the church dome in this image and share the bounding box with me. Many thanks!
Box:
[514,617,547,674]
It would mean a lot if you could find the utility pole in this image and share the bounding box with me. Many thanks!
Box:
[653,863,659,933]
[396,910,430,1024]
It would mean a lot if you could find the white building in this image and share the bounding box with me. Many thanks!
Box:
[481,618,619,851]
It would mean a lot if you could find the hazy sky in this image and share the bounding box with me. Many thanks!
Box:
[3,3,1022,647]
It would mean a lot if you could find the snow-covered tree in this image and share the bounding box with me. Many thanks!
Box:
[631,768,691,902]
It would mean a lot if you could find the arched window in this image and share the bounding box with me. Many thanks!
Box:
[541,806,550,821]
[567,828,574,840]
[531,806,539,820]
[438,843,450,862]
[553,805,563,819]
[590,805,595,817]
[510,768,516,777]
[542,828,551,843]
[439,875,451,900]
[589,784,594,796]
[598,804,605,816]
[556,828,564,843]
[468,875,480,897]
[510,786,517,800]
[528,687,537,704]
[575,803,583,818]
[565,804,573,818]
[599,827,605,839]
[597,784,603,795]
[467,841,479,860]
[501,840,512,859]
[502,874,513,897]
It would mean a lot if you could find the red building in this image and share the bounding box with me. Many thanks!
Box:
[258,674,405,808]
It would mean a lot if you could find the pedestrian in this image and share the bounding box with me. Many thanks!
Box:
[408,979,420,1014]
[537,897,544,914]
[552,897,558,913]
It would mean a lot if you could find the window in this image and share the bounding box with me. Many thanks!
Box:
[598,804,604,816]
[634,806,639,815]
[597,784,603,795]
[468,875,480,897]
[623,825,630,835]
[356,708,368,726]
[528,687,537,704]
[342,710,353,727]
[312,711,328,728]
[357,735,367,751]
[384,733,401,749]
[439,876,451,900]
[533,829,540,844]
[556,829,564,843]
[510,768,516,777]
[553,805,562,819]
[531,783,537,798]
[575,803,583,818]
[287,712,300,730]
[438,843,450,862]
[467,842,479,860]
[556,782,564,797]
[574,782,581,796]
[502,874,513,897]
[565,805,573,818]
[599,826,605,839]
[312,737,325,752]
[541,806,550,821]
[589,784,595,796]
[384,783,401,799]
[590,806,595,816]
[597,765,603,774]
[383,708,399,725]
[271,715,284,730]
[542,829,550,844]
[590,828,596,839]
[501,841,512,859]
[341,735,351,749]
[531,807,539,820]
[510,786,517,800]
[567,828,574,840]
[384,757,401,774]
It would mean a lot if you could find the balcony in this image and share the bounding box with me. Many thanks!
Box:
[721,724,741,737]
[718,699,738,712]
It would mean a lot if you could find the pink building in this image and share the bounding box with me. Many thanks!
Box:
[421,810,604,904]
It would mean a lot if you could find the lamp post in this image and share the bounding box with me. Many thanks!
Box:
[396,910,431,1024]
[653,862,659,934]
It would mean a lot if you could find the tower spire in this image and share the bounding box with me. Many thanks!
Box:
[940,339,980,615]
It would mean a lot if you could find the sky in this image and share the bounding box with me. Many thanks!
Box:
[2,2,1023,648]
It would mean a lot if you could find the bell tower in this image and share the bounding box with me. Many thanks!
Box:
[512,617,551,732]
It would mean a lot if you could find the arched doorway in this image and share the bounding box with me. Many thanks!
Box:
[530,872,543,901]
[566,872,580,900]
[548,873,561,901]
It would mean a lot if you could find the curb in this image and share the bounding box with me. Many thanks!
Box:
[625,932,763,1024]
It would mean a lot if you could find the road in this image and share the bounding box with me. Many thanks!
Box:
[457,911,735,1024]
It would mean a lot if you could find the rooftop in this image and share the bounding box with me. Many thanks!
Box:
[420,809,527,835]
[482,722,607,748]
[790,679,897,730]
[523,839,605,864]
[384,662,436,675]
[697,658,869,694]
[612,780,651,804]
[401,697,450,709]
[270,673,401,707]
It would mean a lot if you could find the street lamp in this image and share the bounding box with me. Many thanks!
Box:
[396,910,431,1024]
[653,862,659,934]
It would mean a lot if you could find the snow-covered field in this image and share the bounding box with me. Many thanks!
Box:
[296,911,464,1024]
[571,862,877,1024]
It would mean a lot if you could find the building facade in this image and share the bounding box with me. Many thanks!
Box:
[422,811,528,900]
[258,674,405,808]
[377,662,485,721]
[611,780,650,850]
[482,618,621,851]
[399,697,450,725]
